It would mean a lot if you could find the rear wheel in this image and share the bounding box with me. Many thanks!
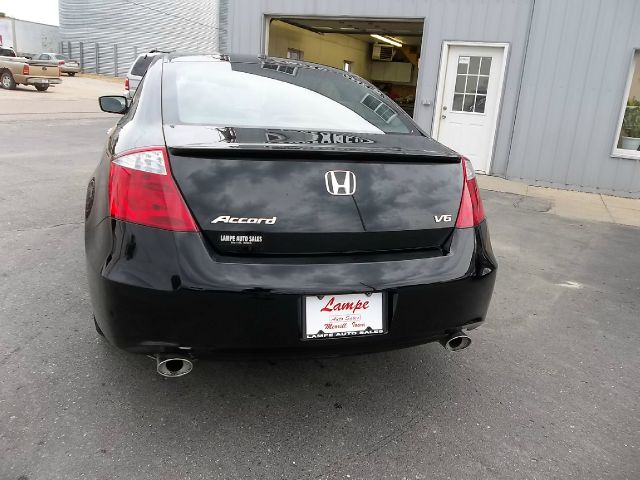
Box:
[35,84,49,92]
[1,71,16,90]
[68,72,76,77]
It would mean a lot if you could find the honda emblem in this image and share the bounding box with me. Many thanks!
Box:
[325,170,356,196]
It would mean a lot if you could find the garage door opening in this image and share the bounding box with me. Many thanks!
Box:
[266,18,424,119]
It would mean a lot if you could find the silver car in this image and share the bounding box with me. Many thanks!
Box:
[124,51,163,98]
[35,53,80,76]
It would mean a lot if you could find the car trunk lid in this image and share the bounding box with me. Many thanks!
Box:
[165,127,463,256]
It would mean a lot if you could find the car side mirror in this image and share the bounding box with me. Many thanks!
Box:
[99,95,129,114]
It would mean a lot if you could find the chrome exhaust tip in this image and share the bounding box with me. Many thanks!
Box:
[440,332,472,351]
[156,356,193,377]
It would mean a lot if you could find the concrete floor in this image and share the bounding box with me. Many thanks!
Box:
[0,77,639,480]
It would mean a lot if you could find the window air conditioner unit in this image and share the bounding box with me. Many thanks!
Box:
[372,43,395,62]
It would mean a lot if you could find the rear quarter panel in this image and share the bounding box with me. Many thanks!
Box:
[0,58,25,75]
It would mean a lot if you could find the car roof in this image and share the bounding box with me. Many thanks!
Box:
[165,52,253,62]
[163,53,350,75]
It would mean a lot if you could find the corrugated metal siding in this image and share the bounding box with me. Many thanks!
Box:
[507,0,640,197]
[59,0,219,76]
[222,0,533,181]
[223,0,640,197]
[218,0,230,54]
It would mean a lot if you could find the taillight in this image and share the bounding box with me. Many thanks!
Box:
[22,65,29,75]
[124,78,129,91]
[108,147,198,231]
[58,60,65,65]
[455,157,485,228]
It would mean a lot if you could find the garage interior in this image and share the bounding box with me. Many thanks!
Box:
[267,18,424,118]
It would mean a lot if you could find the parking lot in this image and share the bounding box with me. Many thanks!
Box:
[1,77,639,479]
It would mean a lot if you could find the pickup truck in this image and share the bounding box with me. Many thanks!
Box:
[0,46,62,92]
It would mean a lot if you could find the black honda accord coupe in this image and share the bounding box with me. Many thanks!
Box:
[86,53,497,376]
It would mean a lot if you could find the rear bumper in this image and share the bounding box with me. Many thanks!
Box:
[86,220,497,357]
[61,65,80,73]
[24,77,61,85]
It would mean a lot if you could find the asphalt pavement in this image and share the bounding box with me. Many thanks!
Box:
[0,77,638,480]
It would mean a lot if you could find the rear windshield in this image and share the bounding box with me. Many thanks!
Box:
[131,55,156,77]
[54,54,69,60]
[162,60,417,135]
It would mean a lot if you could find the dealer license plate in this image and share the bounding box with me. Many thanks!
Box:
[304,292,385,340]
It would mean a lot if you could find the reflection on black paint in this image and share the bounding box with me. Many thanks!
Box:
[125,234,136,260]
[265,130,375,145]
[170,156,463,234]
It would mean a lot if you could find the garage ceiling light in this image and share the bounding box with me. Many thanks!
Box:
[370,34,403,47]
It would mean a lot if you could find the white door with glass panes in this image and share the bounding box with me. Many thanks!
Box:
[436,45,505,173]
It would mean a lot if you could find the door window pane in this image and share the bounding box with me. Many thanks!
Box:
[616,50,640,154]
[463,95,475,112]
[451,55,492,113]
[466,75,478,93]
[480,57,492,75]
[469,56,481,74]
[477,76,489,94]
[457,56,469,74]
[474,95,487,113]
[452,94,464,111]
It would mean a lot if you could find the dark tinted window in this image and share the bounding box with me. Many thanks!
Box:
[163,60,417,134]
[131,55,156,77]
[0,48,16,57]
